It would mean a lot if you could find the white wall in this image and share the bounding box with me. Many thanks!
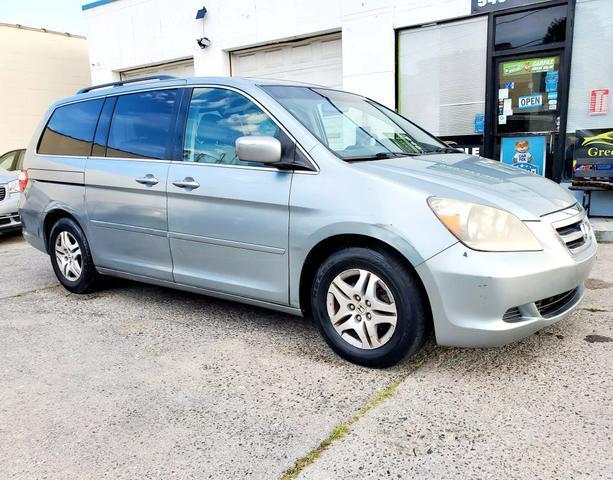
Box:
[0,24,91,154]
[567,0,613,133]
[84,0,470,107]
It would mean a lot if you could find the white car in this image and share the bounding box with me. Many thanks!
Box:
[0,149,25,233]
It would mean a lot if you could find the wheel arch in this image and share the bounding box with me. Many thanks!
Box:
[297,233,433,325]
[42,207,84,254]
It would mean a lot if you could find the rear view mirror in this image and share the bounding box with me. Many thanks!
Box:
[235,136,281,164]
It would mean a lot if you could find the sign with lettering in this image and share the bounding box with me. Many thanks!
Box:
[502,57,556,76]
[518,94,543,109]
[589,89,609,116]
[471,0,549,14]
[573,129,613,178]
[500,136,546,175]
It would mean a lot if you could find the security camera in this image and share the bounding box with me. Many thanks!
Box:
[196,37,211,49]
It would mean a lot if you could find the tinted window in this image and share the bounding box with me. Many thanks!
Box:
[91,97,116,157]
[495,5,566,51]
[38,99,104,156]
[183,88,279,166]
[107,89,178,159]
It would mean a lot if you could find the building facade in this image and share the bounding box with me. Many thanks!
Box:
[83,0,612,213]
[0,23,91,154]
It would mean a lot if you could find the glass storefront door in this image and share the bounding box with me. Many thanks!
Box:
[492,52,563,177]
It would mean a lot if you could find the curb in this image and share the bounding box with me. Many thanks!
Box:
[595,229,613,244]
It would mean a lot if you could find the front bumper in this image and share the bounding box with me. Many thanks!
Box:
[416,208,597,347]
[0,193,21,232]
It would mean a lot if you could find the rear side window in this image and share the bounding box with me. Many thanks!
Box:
[106,89,178,159]
[38,99,104,156]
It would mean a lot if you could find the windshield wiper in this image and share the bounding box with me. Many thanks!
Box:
[423,146,464,154]
[345,152,420,161]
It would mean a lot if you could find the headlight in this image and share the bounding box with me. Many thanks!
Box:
[7,179,20,194]
[427,197,542,252]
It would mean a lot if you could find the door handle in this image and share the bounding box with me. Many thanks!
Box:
[135,174,159,186]
[172,177,200,190]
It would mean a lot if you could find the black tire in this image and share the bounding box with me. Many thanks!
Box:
[311,247,428,368]
[49,217,99,294]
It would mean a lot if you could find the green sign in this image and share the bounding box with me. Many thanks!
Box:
[502,57,556,76]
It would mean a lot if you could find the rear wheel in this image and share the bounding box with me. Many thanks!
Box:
[49,218,99,293]
[311,247,428,367]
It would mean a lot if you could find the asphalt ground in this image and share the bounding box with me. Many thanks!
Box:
[1,231,611,479]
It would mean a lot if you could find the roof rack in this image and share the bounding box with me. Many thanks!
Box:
[76,75,177,94]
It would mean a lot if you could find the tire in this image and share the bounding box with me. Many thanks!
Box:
[311,247,428,368]
[49,217,99,294]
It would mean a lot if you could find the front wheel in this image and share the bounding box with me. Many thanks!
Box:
[49,217,99,294]
[311,247,429,368]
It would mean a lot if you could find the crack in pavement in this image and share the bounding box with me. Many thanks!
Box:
[0,283,59,301]
[280,344,438,480]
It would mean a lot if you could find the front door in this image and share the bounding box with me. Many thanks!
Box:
[492,52,563,178]
[167,87,292,304]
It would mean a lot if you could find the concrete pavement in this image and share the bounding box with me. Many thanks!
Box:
[0,232,611,479]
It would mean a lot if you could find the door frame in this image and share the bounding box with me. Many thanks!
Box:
[483,0,576,182]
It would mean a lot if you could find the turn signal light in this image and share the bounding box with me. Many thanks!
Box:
[18,170,29,192]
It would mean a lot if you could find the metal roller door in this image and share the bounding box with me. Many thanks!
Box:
[120,59,194,80]
[230,33,342,88]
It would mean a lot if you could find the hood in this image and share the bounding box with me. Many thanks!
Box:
[0,168,18,184]
[354,154,576,220]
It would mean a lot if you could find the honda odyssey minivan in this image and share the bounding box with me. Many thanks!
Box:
[19,76,596,367]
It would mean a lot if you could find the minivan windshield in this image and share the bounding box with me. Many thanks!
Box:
[261,85,448,160]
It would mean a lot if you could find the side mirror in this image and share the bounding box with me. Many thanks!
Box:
[235,136,282,164]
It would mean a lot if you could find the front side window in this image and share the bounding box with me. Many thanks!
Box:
[262,86,446,160]
[107,89,178,159]
[38,99,104,156]
[183,88,280,166]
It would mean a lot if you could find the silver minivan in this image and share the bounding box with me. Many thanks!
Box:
[19,76,596,367]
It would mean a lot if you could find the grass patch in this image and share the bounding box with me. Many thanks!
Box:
[280,355,429,480]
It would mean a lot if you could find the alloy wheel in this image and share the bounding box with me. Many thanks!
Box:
[54,231,83,282]
[326,268,398,349]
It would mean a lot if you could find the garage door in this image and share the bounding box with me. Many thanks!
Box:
[120,59,195,80]
[230,33,342,88]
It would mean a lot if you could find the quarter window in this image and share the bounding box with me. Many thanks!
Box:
[107,89,178,159]
[183,88,280,166]
[38,99,104,156]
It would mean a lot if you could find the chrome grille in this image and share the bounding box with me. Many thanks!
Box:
[548,206,592,255]
[0,185,5,201]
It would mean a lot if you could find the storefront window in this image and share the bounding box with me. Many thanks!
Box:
[397,16,488,138]
[496,55,561,134]
[495,5,567,51]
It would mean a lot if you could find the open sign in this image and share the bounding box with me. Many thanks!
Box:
[518,94,543,109]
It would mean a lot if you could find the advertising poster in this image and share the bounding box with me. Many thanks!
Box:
[502,57,556,76]
[500,136,546,176]
[474,114,484,133]
[573,128,613,177]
